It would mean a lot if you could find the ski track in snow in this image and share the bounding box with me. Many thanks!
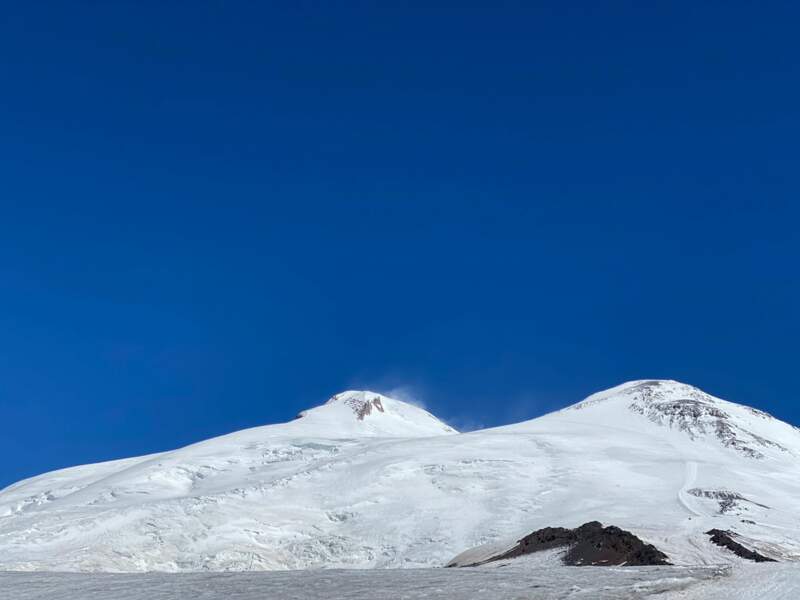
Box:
[678,461,700,517]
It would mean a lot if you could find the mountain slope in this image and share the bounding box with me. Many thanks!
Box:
[1,381,799,571]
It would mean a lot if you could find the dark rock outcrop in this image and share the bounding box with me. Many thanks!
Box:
[687,489,770,514]
[705,529,776,562]
[455,521,670,567]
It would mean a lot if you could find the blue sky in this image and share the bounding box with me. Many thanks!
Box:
[1,1,799,488]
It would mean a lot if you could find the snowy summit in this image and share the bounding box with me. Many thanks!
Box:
[295,390,458,437]
[0,380,798,572]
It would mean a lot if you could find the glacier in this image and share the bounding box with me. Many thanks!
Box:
[1,381,799,573]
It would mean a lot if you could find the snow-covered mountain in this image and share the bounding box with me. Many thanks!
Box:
[1,380,799,571]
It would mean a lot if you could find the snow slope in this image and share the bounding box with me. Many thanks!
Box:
[1,381,799,571]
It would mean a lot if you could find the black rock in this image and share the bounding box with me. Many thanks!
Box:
[456,521,671,567]
[705,529,776,562]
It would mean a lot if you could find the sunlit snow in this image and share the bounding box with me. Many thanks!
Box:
[1,381,798,585]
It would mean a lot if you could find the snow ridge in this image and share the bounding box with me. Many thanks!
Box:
[567,380,795,459]
[0,381,799,572]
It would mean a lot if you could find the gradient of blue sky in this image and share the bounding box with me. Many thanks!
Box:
[1,1,798,487]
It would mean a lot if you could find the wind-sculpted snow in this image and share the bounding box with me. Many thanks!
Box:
[1,381,800,572]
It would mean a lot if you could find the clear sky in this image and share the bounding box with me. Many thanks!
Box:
[1,1,798,488]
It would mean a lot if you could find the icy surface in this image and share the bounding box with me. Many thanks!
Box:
[0,565,750,600]
[1,381,799,572]
[2,564,799,599]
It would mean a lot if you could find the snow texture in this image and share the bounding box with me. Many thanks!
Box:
[1,563,799,599]
[1,381,799,573]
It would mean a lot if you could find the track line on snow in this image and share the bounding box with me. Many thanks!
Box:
[678,461,701,517]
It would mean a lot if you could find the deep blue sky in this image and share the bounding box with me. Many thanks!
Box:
[2,1,799,488]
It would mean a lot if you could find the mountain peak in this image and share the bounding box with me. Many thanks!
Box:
[568,379,704,410]
[295,390,458,437]
[562,379,796,459]
[2,380,799,572]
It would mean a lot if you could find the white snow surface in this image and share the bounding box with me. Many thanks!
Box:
[1,380,799,572]
[7,563,800,600]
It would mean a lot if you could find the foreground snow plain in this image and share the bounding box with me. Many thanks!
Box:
[1,563,798,599]
[1,381,799,593]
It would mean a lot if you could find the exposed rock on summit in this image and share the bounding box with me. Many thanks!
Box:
[331,392,385,420]
[569,380,792,459]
